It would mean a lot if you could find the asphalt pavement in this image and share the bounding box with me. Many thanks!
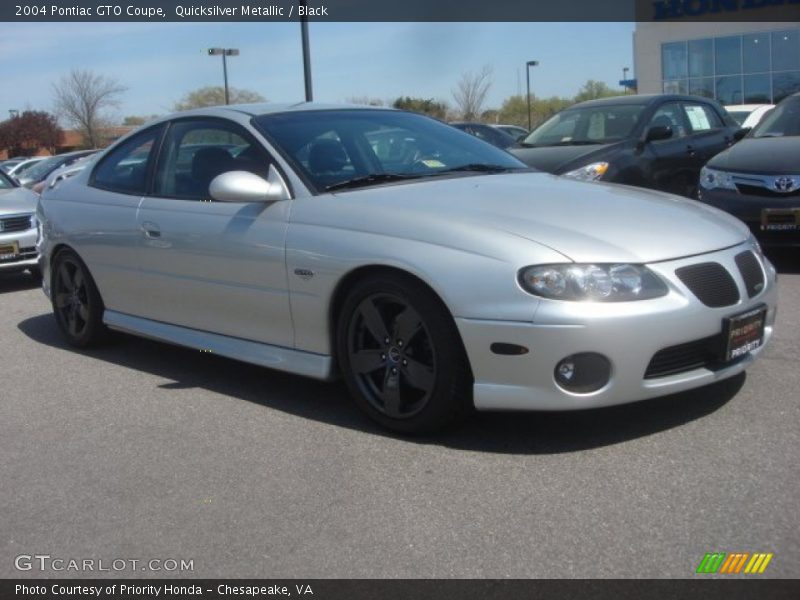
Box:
[1,250,798,579]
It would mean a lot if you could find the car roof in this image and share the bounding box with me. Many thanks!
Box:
[571,94,720,109]
[164,102,391,120]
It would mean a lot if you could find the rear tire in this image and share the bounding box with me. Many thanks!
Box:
[336,273,471,434]
[51,249,108,348]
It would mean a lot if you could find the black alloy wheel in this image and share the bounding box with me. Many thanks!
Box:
[51,249,108,348]
[337,274,471,434]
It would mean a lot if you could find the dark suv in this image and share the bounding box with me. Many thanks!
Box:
[510,94,742,197]
[697,92,800,247]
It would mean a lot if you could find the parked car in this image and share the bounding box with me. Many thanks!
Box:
[698,92,800,247]
[0,169,40,278]
[0,158,27,173]
[492,124,529,141]
[5,156,47,178]
[16,149,97,190]
[38,104,777,433]
[36,153,99,194]
[511,94,744,197]
[725,104,775,129]
[450,122,519,149]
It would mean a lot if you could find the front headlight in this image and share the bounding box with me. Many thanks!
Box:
[518,264,668,302]
[562,161,609,181]
[699,166,736,191]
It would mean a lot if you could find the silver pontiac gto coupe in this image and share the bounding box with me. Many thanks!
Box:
[37,104,778,433]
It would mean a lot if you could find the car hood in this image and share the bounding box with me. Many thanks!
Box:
[0,186,38,214]
[510,142,620,174]
[330,172,749,264]
[707,136,800,173]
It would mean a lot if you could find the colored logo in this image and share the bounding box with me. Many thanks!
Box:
[696,552,773,574]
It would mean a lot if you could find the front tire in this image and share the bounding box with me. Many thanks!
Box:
[336,273,471,434]
[51,249,108,348]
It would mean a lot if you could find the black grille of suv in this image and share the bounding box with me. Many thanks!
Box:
[735,251,765,298]
[675,262,740,308]
[0,215,33,233]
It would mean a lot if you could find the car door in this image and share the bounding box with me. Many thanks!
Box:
[134,117,294,347]
[680,101,734,178]
[641,101,696,196]
[77,124,165,316]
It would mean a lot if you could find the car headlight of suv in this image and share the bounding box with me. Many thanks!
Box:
[562,161,609,182]
[699,166,736,191]
[519,264,668,302]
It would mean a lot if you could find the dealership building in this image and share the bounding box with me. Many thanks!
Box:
[634,21,800,105]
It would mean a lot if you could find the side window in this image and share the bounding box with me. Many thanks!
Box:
[683,103,723,133]
[153,119,274,200]
[649,102,688,138]
[91,125,163,195]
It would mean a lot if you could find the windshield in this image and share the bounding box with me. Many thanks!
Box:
[523,104,646,146]
[751,96,800,137]
[21,155,65,181]
[254,109,527,191]
[0,170,15,189]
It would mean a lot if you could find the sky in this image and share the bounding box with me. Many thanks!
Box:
[0,21,635,121]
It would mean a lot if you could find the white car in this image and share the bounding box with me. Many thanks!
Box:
[726,104,775,129]
[37,104,778,433]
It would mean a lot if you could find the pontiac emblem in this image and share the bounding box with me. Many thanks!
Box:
[774,177,797,193]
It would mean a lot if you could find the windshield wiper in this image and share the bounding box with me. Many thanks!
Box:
[434,163,515,174]
[551,140,601,146]
[325,173,421,191]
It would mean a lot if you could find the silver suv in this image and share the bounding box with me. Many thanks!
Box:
[0,170,39,278]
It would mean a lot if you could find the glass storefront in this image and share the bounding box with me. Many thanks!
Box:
[662,28,800,104]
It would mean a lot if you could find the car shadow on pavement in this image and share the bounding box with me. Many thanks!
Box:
[0,272,40,294]
[18,312,743,455]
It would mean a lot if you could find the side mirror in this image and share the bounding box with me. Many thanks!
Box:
[645,125,673,142]
[209,165,291,203]
[733,127,751,141]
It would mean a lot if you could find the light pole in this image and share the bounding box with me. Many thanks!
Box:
[300,1,313,102]
[208,47,240,105]
[525,60,538,131]
[622,67,630,94]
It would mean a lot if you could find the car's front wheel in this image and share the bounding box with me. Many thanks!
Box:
[337,273,471,434]
[51,249,108,348]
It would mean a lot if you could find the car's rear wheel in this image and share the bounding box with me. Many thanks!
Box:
[337,273,471,434]
[51,249,108,348]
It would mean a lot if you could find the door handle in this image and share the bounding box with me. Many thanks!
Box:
[141,221,161,239]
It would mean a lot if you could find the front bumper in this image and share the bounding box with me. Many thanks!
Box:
[697,187,800,247]
[0,221,38,272]
[456,243,777,411]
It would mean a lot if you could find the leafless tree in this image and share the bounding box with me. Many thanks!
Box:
[452,65,494,121]
[53,69,127,147]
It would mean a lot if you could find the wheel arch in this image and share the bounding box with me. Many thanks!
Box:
[327,264,472,377]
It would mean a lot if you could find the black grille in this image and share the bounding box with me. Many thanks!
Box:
[735,184,800,198]
[735,251,765,298]
[675,262,740,307]
[0,215,32,233]
[645,335,722,379]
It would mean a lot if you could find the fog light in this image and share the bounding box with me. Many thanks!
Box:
[554,353,611,394]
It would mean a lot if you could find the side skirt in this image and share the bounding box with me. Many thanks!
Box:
[103,310,334,381]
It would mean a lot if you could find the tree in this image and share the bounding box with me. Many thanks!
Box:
[498,95,573,129]
[122,114,160,126]
[392,96,448,120]
[0,111,63,156]
[573,80,623,103]
[346,96,385,107]
[452,65,493,121]
[173,86,265,111]
[53,69,127,148]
